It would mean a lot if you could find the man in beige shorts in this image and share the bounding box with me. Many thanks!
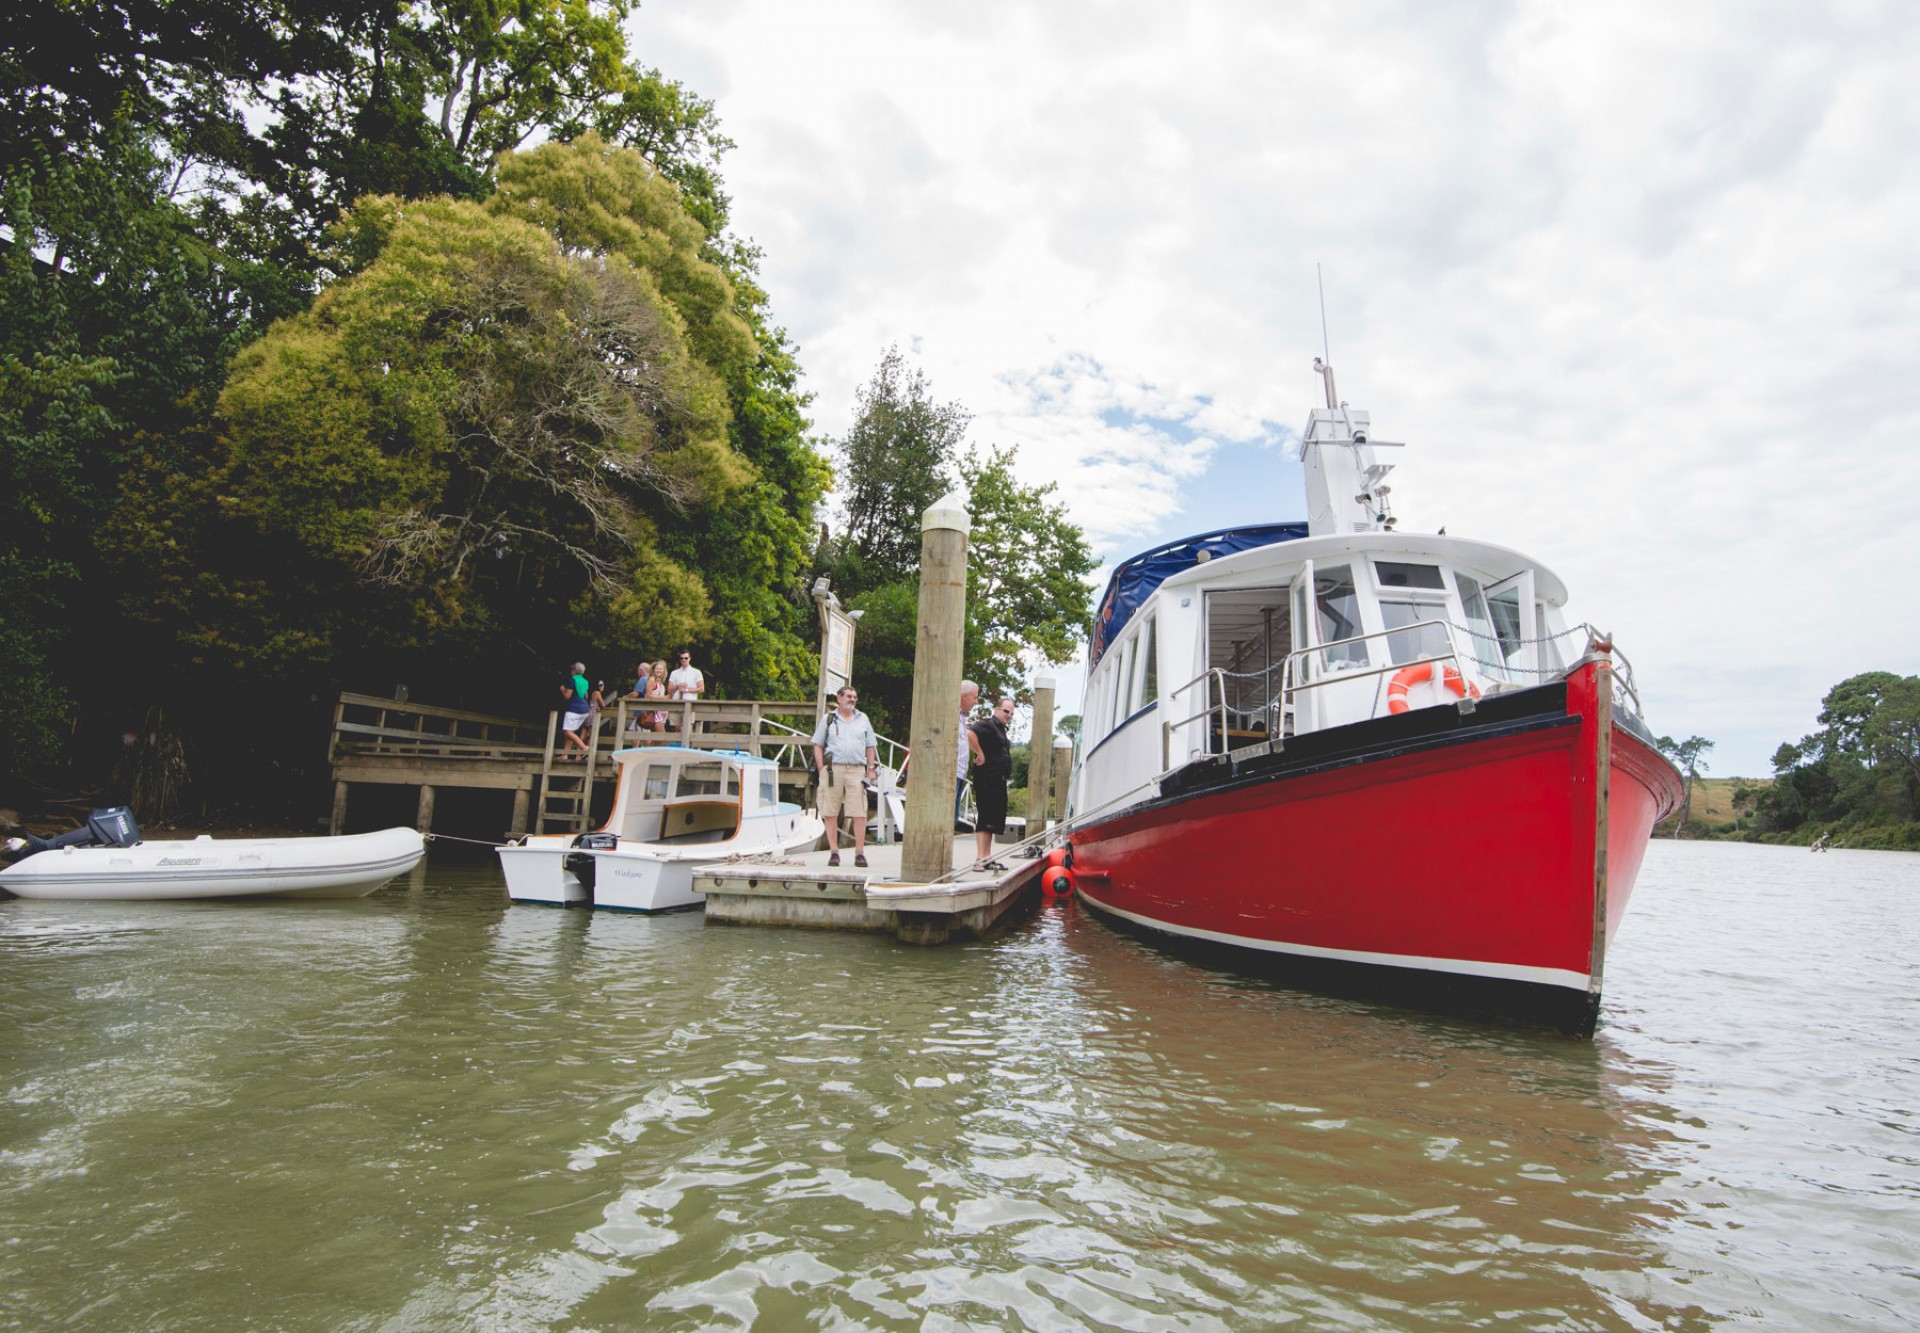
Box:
[810,685,878,867]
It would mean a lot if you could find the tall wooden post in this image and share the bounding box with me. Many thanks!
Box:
[1025,674,1056,834]
[1050,744,1073,827]
[902,492,971,883]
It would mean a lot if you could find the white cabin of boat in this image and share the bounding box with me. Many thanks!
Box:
[1074,374,1590,818]
[592,745,796,845]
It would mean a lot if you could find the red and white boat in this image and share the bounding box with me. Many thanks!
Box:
[1062,362,1682,1034]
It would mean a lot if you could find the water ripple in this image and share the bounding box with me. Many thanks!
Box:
[2,844,1917,1329]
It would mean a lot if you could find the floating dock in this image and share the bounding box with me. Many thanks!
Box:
[694,837,1046,945]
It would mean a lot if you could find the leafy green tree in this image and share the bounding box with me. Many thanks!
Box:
[1057,713,1082,741]
[2,5,815,807]
[839,448,1094,734]
[0,136,290,784]
[489,136,827,696]
[5,0,738,258]
[1655,734,1714,836]
[959,446,1098,697]
[112,137,829,714]
[820,353,1094,734]
[1752,671,1920,841]
[829,346,967,589]
[1,0,316,174]
[118,190,735,671]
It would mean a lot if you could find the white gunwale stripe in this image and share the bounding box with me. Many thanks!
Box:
[1077,888,1591,991]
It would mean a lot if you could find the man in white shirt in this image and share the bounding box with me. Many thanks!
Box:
[811,685,878,867]
[958,679,983,825]
[667,650,705,700]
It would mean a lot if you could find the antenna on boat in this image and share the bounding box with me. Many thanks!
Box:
[1313,266,1340,410]
[1317,263,1332,367]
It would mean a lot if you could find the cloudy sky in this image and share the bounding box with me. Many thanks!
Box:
[630,0,1918,776]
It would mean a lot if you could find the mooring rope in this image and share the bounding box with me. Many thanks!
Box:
[422,831,513,848]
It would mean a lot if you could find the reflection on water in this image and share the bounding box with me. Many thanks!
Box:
[2,842,1915,1330]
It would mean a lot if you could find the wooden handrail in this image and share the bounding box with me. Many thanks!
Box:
[334,692,532,728]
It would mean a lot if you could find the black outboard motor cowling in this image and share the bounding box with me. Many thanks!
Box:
[8,807,143,860]
[87,807,142,848]
[561,831,617,901]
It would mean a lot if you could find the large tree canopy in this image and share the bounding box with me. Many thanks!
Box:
[108,137,805,695]
[1748,670,1920,845]
[491,135,828,696]
[0,4,825,809]
[0,133,295,780]
[4,0,734,247]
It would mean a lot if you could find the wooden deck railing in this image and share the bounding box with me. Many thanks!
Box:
[328,692,548,763]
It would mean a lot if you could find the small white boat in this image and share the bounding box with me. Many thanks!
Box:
[500,746,824,911]
[0,815,424,901]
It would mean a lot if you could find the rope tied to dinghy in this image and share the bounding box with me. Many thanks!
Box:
[421,832,513,848]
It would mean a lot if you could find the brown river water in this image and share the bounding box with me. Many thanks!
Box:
[2,840,1915,1330]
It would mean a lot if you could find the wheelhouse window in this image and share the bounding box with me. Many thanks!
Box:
[1487,582,1526,671]
[1453,573,1509,681]
[1380,600,1450,664]
[1315,565,1368,666]
[1375,561,1445,590]
[1375,560,1449,665]
[676,762,723,797]
[644,765,672,800]
[759,770,777,807]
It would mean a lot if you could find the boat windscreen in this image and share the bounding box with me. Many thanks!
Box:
[675,762,724,797]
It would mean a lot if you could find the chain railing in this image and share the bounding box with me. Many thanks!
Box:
[1157,618,1644,765]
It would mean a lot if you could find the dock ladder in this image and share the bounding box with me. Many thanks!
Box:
[534,712,605,834]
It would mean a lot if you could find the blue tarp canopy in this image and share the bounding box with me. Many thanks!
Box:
[1090,522,1310,670]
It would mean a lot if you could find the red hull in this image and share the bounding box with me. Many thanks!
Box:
[1069,659,1682,1032]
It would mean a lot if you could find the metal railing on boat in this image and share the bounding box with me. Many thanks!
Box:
[1157,620,1637,769]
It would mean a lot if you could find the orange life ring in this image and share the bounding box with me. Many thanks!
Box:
[1386,661,1482,714]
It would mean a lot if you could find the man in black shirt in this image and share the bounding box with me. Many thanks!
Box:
[970,697,1016,869]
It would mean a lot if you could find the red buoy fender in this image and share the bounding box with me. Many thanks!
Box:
[1042,847,1074,896]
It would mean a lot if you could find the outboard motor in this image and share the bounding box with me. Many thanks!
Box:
[4,807,143,861]
[561,831,618,902]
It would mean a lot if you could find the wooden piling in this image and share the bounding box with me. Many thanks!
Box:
[1025,674,1056,833]
[902,492,971,884]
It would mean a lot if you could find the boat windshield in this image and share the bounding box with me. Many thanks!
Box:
[1376,560,1451,665]
[1380,600,1450,664]
[1316,565,1368,666]
[676,763,724,797]
[1453,573,1508,681]
[1487,583,1525,670]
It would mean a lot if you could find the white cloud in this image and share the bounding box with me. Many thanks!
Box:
[631,0,1920,774]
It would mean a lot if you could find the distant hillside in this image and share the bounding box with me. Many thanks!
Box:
[1654,777,1767,839]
